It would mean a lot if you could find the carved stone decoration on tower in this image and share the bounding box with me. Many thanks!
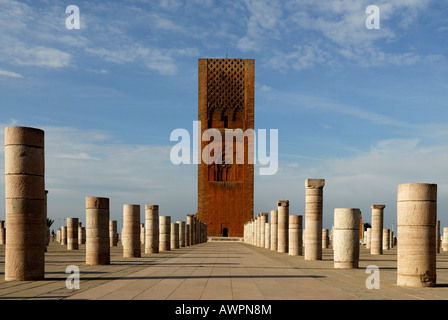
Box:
[197,58,255,237]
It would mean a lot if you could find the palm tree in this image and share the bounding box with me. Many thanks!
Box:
[46,218,55,247]
[47,218,54,228]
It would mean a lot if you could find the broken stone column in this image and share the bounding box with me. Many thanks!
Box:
[78,222,83,245]
[260,213,268,248]
[265,223,270,249]
[186,222,191,246]
[443,227,448,252]
[109,220,118,247]
[254,214,259,246]
[322,229,329,249]
[86,197,110,265]
[187,214,194,246]
[67,218,79,250]
[159,216,171,251]
[333,208,360,269]
[0,221,5,245]
[5,126,45,281]
[270,210,278,251]
[289,215,303,256]
[366,228,371,249]
[122,204,141,258]
[370,205,385,255]
[140,223,145,245]
[304,179,325,261]
[61,226,67,245]
[389,230,394,249]
[145,205,159,253]
[178,221,186,247]
[82,226,86,244]
[383,229,390,251]
[277,200,289,253]
[194,215,200,244]
[171,222,179,250]
[397,183,437,287]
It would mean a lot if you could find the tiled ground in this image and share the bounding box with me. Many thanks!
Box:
[1,240,448,300]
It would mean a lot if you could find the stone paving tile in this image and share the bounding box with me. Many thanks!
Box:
[2,240,448,301]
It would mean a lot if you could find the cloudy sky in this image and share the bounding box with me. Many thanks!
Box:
[0,0,447,233]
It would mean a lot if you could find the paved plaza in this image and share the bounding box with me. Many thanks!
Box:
[1,240,448,301]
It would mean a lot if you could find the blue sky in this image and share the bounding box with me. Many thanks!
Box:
[0,0,447,233]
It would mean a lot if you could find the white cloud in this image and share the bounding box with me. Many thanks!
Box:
[237,0,283,52]
[0,69,23,78]
[267,44,332,71]
[84,44,197,75]
[11,45,72,68]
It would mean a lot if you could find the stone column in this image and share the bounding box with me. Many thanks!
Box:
[277,200,289,253]
[61,226,67,245]
[270,210,278,251]
[443,227,448,252]
[389,230,394,249]
[436,220,441,254]
[264,223,270,249]
[67,218,79,250]
[78,222,83,245]
[333,208,360,269]
[140,223,145,245]
[5,127,45,280]
[171,222,179,250]
[56,229,61,243]
[397,183,437,287]
[82,226,86,244]
[289,215,302,256]
[109,220,118,247]
[260,213,268,248]
[159,216,171,251]
[187,214,194,246]
[370,205,385,255]
[0,221,5,245]
[304,179,325,261]
[186,222,191,246]
[366,228,371,249]
[145,205,159,253]
[178,221,186,247]
[254,214,259,246]
[382,229,390,251]
[86,197,110,265]
[122,204,141,258]
[322,229,329,249]
[195,215,200,244]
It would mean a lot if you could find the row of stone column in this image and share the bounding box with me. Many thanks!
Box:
[71,201,207,263]
[244,179,326,260]
[62,220,86,248]
[1,126,209,281]
[244,180,441,288]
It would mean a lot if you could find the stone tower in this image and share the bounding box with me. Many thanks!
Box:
[197,58,255,237]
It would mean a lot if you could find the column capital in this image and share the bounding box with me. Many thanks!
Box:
[305,179,325,189]
[370,205,386,210]
[277,200,289,207]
